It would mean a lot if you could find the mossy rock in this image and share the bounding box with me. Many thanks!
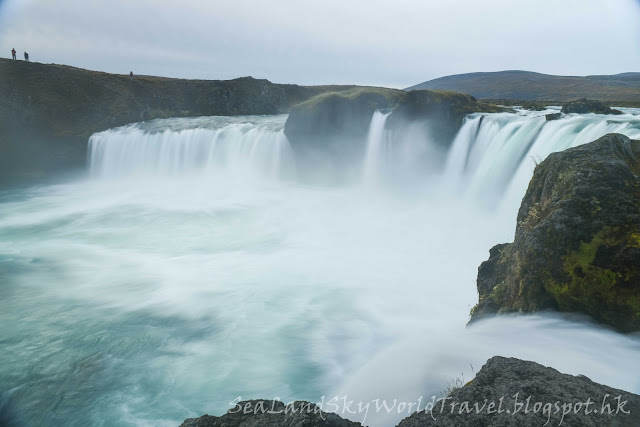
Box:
[520,101,547,111]
[385,90,508,146]
[561,98,623,115]
[283,87,405,143]
[471,133,640,332]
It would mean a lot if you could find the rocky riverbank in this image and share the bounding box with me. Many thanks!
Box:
[181,356,640,426]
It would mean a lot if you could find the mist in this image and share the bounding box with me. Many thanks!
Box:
[2,108,640,425]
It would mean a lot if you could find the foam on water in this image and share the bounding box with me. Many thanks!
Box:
[1,110,640,426]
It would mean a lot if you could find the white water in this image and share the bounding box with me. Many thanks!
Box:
[447,109,640,210]
[88,116,294,182]
[1,110,640,426]
[362,111,391,185]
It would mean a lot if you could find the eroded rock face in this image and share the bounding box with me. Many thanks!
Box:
[397,356,640,427]
[520,101,547,111]
[471,134,640,332]
[282,87,405,182]
[182,358,640,427]
[283,88,507,180]
[382,90,506,148]
[179,400,361,427]
[283,87,405,144]
[0,59,345,186]
[561,99,623,115]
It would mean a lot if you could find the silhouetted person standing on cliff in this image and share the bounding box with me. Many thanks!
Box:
[129,71,133,80]
[11,48,16,60]
[24,52,29,61]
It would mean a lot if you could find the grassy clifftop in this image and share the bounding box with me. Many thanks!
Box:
[0,59,353,185]
[0,59,352,139]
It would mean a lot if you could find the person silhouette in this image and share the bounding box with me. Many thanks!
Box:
[24,52,29,61]
[129,71,133,80]
[11,48,16,60]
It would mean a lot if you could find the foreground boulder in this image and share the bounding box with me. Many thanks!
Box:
[561,99,623,115]
[398,356,640,427]
[180,400,361,427]
[471,133,640,332]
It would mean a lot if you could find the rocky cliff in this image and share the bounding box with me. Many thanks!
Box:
[385,89,505,146]
[283,88,506,180]
[471,133,640,332]
[0,59,351,186]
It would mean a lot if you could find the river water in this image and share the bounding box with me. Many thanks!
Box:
[1,110,640,426]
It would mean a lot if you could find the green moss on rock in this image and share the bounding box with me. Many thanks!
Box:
[471,133,640,332]
[385,90,508,146]
[283,87,405,143]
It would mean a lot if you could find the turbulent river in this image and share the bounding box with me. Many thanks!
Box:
[2,109,640,426]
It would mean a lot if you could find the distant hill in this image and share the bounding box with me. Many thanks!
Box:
[406,70,640,103]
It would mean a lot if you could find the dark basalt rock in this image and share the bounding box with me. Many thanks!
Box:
[470,133,640,332]
[182,358,640,427]
[561,98,623,115]
[284,87,405,144]
[545,112,562,121]
[283,87,405,182]
[520,101,547,111]
[397,356,640,427]
[385,90,507,147]
[0,58,350,187]
[180,400,361,427]
[283,88,507,180]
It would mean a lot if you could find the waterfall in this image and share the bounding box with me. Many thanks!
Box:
[442,109,640,207]
[362,111,391,185]
[87,109,640,205]
[88,116,294,182]
[7,109,640,427]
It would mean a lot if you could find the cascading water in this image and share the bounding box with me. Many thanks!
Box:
[445,109,640,209]
[362,111,391,185]
[88,115,294,181]
[1,109,640,427]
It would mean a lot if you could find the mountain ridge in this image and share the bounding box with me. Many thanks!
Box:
[407,70,640,103]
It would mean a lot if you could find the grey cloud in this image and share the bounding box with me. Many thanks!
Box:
[1,0,639,87]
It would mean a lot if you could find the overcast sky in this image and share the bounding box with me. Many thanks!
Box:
[1,0,639,88]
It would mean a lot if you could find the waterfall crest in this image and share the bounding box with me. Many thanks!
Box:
[88,116,294,181]
[362,111,391,185]
[88,109,640,206]
[442,109,640,207]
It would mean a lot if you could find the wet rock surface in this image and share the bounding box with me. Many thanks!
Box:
[471,133,640,332]
[397,356,640,427]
